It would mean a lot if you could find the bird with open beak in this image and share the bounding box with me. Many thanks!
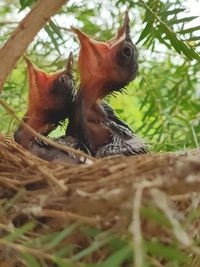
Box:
[69,12,148,157]
[14,54,87,163]
[15,53,75,148]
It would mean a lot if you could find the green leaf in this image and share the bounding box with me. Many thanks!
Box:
[19,0,35,11]
[160,25,182,54]
[178,25,200,34]
[22,253,42,267]
[185,36,200,42]
[145,241,187,263]
[169,16,199,26]
[141,206,171,226]
[3,222,35,242]
[45,223,78,250]
[101,245,133,267]
[45,25,61,55]
[137,21,153,43]
[159,8,186,16]
[54,258,74,267]
[49,20,63,40]
[140,0,200,60]
[70,235,114,261]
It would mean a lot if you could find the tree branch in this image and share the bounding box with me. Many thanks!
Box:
[0,0,69,92]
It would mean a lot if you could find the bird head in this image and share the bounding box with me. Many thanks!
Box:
[24,52,75,125]
[71,11,138,100]
[14,53,75,148]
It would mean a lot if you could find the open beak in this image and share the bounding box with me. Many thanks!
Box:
[71,11,135,94]
[66,51,74,74]
[24,55,40,97]
[24,55,56,94]
[71,12,130,87]
[71,11,130,51]
[107,11,130,47]
[70,26,108,58]
[23,55,50,104]
[24,55,37,78]
[71,12,131,78]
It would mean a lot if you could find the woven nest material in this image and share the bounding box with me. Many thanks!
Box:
[0,134,200,266]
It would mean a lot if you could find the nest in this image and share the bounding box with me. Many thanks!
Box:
[0,134,200,266]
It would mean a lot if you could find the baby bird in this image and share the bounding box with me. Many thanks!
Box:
[68,12,148,157]
[14,54,88,164]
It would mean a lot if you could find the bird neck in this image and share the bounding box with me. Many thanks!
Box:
[80,79,109,109]
[67,88,111,155]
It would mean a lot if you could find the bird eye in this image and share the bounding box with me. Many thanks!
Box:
[121,43,133,58]
[59,74,69,84]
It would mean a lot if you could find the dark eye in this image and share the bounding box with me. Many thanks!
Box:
[59,74,71,86]
[121,43,134,59]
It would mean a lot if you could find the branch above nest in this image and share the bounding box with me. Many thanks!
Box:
[0,0,68,91]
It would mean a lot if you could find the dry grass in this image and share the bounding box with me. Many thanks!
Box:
[0,134,200,266]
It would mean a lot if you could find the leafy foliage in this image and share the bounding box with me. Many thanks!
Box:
[1,199,199,267]
[138,0,200,60]
[0,220,194,267]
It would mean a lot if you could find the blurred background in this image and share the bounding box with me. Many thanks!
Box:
[0,0,200,152]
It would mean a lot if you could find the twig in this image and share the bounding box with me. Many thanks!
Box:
[132,182,145,267]
[150,188,192,246]
[0,21,19,25]
[0,239,82,267]
[37,166,68,192]
[0,0,69,91]
[30,209,99,226]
